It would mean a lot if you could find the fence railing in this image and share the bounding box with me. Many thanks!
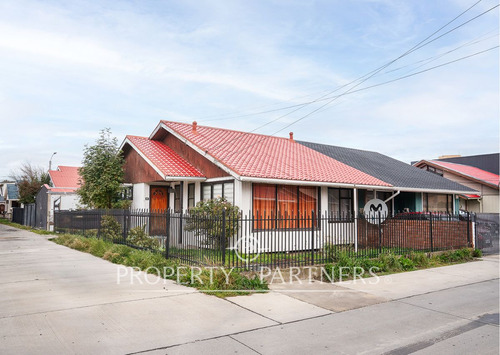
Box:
[54,209,474,269]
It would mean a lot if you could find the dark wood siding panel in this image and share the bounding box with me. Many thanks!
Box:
[123,147,164,184]
[162,134,229,179]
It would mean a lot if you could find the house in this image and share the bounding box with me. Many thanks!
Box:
[121,121,476,215]
[0,182,20,218]
[413,157,499,213]
[35,166,82,230]
[120,121,477,251]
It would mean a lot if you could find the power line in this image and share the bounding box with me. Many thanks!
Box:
[196,29,498,125]
[197,0,490,127]
[203,0,492,155]
[195,44,497,178]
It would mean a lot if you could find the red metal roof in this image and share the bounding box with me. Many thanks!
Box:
[460,194,481,199]
[49,166,81,191]
[126,135,204,178]
[430,160,500,187]
[160,121,391,186]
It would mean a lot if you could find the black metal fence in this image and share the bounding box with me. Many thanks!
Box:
[11,205,37,228]
[54,209,474,269]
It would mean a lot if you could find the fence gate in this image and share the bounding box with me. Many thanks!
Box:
[475,213,499,255]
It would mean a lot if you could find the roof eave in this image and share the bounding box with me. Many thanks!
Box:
[123,137,206,183]
[391,186,478,195]
[239,176,394,189]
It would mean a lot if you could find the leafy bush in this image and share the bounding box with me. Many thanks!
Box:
[377,252,402,272]
[408,252,430,268]
[472,249,483,258]
[438,248,473,263]
[127,225,159,250]
[185,197,240,247]
[100,215,122,242]
[399,257,416,271]
[323,243,354,263]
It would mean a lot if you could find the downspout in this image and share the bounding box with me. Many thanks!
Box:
[384,190,400,203]
[384,191,401,217]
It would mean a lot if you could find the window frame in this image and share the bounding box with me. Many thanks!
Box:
[327,187,354,222]
[187,183,195,210]
[200,180,235,204]
[252,183,320,231]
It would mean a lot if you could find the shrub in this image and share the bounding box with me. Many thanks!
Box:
[399,257,416,271]
[100,215,122,242]
[408,252,430,268]
[472,249,483,258]
[127,225,159,250]
[377,252,402,272]
[185,197,240,247]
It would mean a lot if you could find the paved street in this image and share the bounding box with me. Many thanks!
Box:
[0,223,498,354]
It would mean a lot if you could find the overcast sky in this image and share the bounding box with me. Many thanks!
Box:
[0,0,498,180]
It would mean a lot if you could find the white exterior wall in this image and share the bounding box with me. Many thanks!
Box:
[48,192,80,230]
[239,181,253,214]
[132,183,149,210]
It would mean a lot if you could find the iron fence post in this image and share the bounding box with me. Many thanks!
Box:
[467,212,471,247]
[429,213,434,252]
[165,210,170,259]
[311,210,315,264]
[222,209,226,265]
[122,209,128,243]
[378,211,382,254]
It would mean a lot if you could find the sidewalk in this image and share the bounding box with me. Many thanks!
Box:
[0,224,498,354]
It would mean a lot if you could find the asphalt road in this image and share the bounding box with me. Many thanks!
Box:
[0,223,498,354]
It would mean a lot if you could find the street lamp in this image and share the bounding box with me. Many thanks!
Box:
[49,152,57,171]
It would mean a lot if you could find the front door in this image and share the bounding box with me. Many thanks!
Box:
[150,186,169,235]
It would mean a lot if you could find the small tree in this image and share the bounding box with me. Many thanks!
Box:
[185,197,240,247]
[78,128,125,209]
[9,162,50,204]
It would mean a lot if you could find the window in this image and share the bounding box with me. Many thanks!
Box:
[425,165,443,177]
[201,181,234,204]
[187,184,195,209]
[328,188,353,219]
[252,184,318,230]
[120,185,133,200]
[174,185,181,212]
[424,193,453,213]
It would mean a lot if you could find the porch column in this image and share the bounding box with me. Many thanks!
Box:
[354,187,358,253]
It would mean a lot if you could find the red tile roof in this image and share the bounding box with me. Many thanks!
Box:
[126,135,204,178]
[431,160,500,187]
[49,166,81,191]
[159,121,391,186]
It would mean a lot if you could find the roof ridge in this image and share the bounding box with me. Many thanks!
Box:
[161,120,294,142]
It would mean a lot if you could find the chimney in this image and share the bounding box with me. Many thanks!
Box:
[289,132,294,142]
[192,121,198,135]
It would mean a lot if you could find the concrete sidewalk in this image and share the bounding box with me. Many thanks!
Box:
[0,225,326,354]
[0,223,498,354]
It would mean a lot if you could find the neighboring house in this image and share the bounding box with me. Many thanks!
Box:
[413,158,499,213]
[436,153,499,175]
[35,166,82,230]
[0,182,20,218]
[121,121,476,217]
